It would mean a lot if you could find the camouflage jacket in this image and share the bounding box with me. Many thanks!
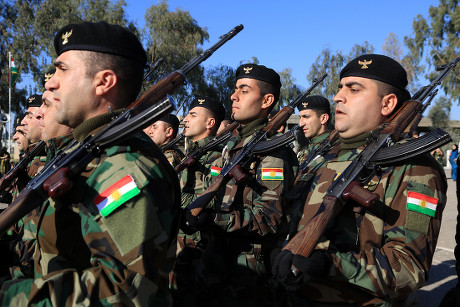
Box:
[177,136,224,246]
[162,144,184,168]
[26,142,47,179]
[180,136,224,209]
[287,131,447,306]
[0,111,181,306]
[209,118,298,271]
[10,134,77,280]
[44,133,75,164]
[297,130,331,164]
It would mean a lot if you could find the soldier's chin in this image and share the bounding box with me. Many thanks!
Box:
[231,112,236,121]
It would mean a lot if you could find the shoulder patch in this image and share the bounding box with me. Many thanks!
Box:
[261,168,283,180]
[406,191,438,217]
[94,175,140,217]
[210,166,221,176]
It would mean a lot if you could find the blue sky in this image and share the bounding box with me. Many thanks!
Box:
[14,0,456,119]
[122,0,459,119]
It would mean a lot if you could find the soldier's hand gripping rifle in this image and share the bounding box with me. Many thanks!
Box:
[0,140,46,192]
[174,121,239,173]
[0,24,244,235]
[283,57,459,276]
[186,74,327,217]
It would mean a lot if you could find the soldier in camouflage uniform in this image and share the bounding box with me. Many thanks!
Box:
[272,54,447,306]
[13,123,29,159]
[21,95,47,178]
[0,21,180,306]
[296,95,331,164]
[185,64,298,305]
[144,113,184,167]
[8,83,77,281]
[171,96,226,305]
[37,84,75,162]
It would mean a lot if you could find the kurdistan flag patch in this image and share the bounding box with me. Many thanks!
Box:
[261,168,283,180]
[406,191,438,217]
[210,166,221,176]
[94,174,141,217]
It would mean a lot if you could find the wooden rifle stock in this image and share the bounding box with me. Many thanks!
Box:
[0,189,43,234]
[0,25,244,236]
[283,196,341,273]
[282,57,459,276]
[186,75,328,216]
[284,183,380,276]
[175,121,239,173]
[188,164,245,216]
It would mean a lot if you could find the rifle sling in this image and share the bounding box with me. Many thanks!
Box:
[370,128,451,165]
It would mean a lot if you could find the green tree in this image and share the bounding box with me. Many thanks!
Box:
[347,41,375,60]
[306,44,374,103]
[404,0,459,104]
[306,43,374,125]
[382,32,423,94]
[428,96,451,129]
[277,68,301,112]
[200,64,235,115]
[239,56,259,65]
[306,49,345,101]
[0,0,132,113]
[0,0,31,114]
[143,0,209,110]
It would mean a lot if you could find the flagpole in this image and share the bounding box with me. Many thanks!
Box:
[8,52,11,154]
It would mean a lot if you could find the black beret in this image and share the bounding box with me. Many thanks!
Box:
[297,95,331,112]
[236,64,281,90]
[42,69,55,87]
[157,113,180,129]
[189,96,226,124]
[14,116,22,129]
[340,54,408,91]
[27,94,42,108]
[54,21,147,66]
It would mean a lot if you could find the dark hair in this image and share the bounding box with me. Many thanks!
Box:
[257,80,280,110]
[311,109,331,121]
[166,115,180,138]
[374,80,409,113]
[80,51,144,105]
[202,108,222,134]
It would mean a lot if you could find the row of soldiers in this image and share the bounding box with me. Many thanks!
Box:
[0,20,448,307]
[140,56,446,305]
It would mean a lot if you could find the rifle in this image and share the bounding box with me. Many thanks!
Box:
[186,74,327,217]
[0,140,46,192]
[174,121,239,173]
[0,24,244,235]
[162,132,185,152]
[282,57,459,275]
[143,58,164,81]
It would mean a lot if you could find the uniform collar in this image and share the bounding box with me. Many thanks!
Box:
[73,109,124,142]
[238,118,267,139]
[340,131,373,150]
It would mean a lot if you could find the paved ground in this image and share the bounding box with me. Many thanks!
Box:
[409,176,458,306]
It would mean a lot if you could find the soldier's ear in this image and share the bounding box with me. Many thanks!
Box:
[165,126,173,138]
[381,93,398,117]
[94,70,117,96]
[206,117,216,130]
[320,113,329,125]
[261,94,275,110]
